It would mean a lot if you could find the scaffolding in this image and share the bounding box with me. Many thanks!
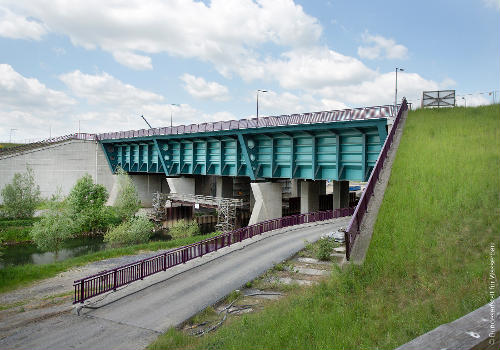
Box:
[152,192,243,232]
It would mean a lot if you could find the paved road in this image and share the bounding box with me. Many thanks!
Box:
[0,217,349,350]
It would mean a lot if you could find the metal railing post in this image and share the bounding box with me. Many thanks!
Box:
[113,269,117,291]
[140,261,144,280]
[80,280,84,303]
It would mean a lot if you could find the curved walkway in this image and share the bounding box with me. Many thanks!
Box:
[0,216,350,350]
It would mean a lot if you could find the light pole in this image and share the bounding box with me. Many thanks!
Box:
[395,68,404,111]
[140,115,153,129]
[9,128,17,143]
[462,96,466,108]
[256,89,267,123]
[170,104,180,129]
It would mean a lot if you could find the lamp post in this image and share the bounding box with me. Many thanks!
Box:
[462,96,466,108]
[256,89,267,123]
[9,128,17,143]
[395,68,404,111]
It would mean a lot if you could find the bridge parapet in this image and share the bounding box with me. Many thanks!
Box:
[96,104,396,141]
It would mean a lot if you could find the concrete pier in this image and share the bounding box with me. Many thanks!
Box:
[300,180,326,214]
[248,182,282,225]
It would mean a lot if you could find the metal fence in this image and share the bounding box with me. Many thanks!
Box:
[0,133,97,157]
[344,99,408,260]
[73,207,354,304]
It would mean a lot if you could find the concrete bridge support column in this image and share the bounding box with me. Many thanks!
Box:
[290,179,300,197]
[300,180,326,214]
[216,177,234,198]
[107,174,167,207]
[332,180,349,209]
[248,182,282,225]
[167,176,195,195]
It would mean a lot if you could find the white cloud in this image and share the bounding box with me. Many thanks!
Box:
[457,94,490,107]
[180,74,229,101]
[3,0,321,70]
[358,32,408,60]
[59,70,163,106]
[245,47,377,90]
[0,6,47,40]
[317,71,440,107]
[0,66,241,141]
[112,51,153,70]
[0,64,76,141]
[483,0,500,10]
[0,63,75,110]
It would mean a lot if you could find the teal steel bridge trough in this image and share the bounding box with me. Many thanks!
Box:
[99,116,389,182]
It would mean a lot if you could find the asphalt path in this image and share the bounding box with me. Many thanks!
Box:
[0,217,350,350]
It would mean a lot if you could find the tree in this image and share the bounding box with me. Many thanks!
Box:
[114,168,141,220]
[104,215,154,246]
[1,167,41,219]
[67,174,109,233]
[30,208,75,252]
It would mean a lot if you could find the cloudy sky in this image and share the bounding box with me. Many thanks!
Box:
[0,0,499,142]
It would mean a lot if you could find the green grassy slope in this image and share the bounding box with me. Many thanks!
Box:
[149,104,500,350]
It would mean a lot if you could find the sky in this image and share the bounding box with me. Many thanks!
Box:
[0,0,499,142]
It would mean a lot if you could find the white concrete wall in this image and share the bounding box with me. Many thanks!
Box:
[0,140,168,206]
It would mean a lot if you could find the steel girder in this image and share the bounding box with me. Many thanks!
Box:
[100,118,388,182]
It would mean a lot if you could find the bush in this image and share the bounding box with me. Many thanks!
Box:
[30,209,75,251]
[316,237,335,261]
[0,167,41,219]
[104,215,154,246]
[67,174,109,233]
[114,168,141,220]
[168,220,200,239]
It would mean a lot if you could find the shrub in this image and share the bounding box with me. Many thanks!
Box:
[114,168,141,220]
[168,220,200,239]
[67,174,109,233]
[316,237,335,261]
[30,209,75,251]
[0,167,41,219]
[104,215,154,246]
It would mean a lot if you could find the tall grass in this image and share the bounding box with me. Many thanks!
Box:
[149,104,500,350]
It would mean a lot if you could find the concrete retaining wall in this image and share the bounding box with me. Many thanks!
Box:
[0,140,167,206]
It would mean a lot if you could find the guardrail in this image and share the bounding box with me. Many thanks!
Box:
[96,104,397,141]
[344,99,408,260]
[0,133,97,157]
[73,207,354,304]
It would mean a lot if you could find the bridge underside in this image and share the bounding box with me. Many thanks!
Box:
[100,119,387,182]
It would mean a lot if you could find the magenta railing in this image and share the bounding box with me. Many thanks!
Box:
[344,99,408,260]
[73,207,354,304]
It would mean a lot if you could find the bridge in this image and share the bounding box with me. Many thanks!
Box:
[0,104,397,225]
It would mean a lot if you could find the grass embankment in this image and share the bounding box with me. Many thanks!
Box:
[0,232,219,294]
[0,143,21,149]
[149,104,500,350]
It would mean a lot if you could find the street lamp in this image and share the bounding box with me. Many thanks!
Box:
[462,97,466,108]
[395,68,404,111]
[256,89,268,123]
[9,128,17,143]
